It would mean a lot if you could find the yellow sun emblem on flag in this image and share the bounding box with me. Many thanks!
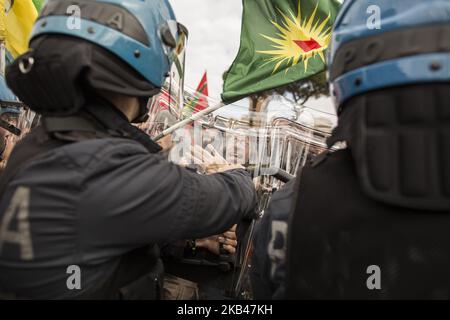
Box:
[258,2,333,73]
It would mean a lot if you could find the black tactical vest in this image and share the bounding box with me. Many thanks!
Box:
[0,115,164,300]
[286,150,450,299]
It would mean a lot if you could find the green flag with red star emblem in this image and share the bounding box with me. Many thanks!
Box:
[222,0,341,103]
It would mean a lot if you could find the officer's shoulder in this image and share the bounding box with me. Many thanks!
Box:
[299,149,355,186]
[67,137,148,155]
[264,179,297,222]
[62,137,153,168]
[309,149,352,170]
[271,179,297,203]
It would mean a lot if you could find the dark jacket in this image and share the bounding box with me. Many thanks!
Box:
[0,123,257,299]
[251,179,295,299]
[286,149,450,299]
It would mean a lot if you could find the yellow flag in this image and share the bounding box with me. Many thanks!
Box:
[0,1,6,41]
[3,0,39,58]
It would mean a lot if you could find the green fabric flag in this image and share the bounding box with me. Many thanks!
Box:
[32,0,45,12]
[222,0,341,103]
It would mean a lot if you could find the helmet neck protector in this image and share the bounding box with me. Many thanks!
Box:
[329,83,450,211]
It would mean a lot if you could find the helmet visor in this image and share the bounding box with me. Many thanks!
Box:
[159,20,189,66]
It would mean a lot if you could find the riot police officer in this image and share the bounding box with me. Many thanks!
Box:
[251,179,295,299]
[286,0,450,299]
[0,0,256,299]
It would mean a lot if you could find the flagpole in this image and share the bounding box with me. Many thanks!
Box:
[154,101,225,141]
[0,41,5,77]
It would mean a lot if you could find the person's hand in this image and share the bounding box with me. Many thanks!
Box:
[156,134,173,152]
[190,144,244,174]
[196,225,238,255]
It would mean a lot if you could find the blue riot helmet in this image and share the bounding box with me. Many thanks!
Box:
[6,0,188,121]
[329,0,450,113]
[33,0,185,89]
[327,0,450,210]
[0,74,19,105]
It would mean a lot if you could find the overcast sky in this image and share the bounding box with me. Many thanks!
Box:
[171,0,242,101]
[170,0,336,115]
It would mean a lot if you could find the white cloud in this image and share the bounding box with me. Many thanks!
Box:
[170,0,243,100]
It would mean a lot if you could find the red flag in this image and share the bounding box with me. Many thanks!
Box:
[193,71,209,113]
[183,71,209,118]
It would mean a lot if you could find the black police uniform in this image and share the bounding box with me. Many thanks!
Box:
[285,85,450,301]
[251,179,296,299]
[0,99,257,299]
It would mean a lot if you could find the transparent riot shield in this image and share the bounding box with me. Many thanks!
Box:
[142,85,339,298]
[231,107,337,298]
